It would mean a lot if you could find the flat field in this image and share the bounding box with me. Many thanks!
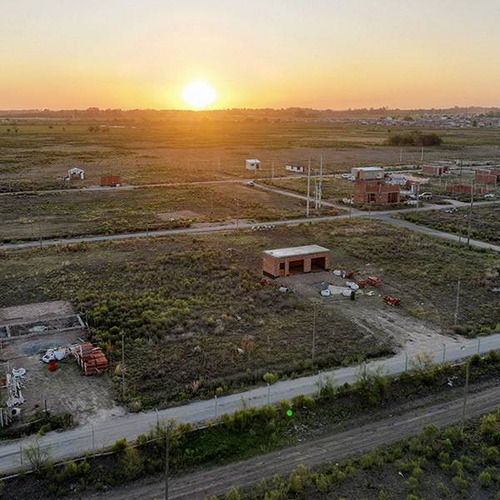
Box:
[0,183,334,242]
[1,219,498,408]
[399,204,500,244]
[2,120,500,191]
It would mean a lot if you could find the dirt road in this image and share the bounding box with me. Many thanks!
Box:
[93,385,500,500]
[2,333,500,476]
[2,198,499,252]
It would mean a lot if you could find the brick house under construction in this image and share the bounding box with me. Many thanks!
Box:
[262,245,330,278]
[475,168,500,185]
[354,179,400,205]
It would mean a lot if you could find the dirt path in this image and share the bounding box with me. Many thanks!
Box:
[91,385,500,500]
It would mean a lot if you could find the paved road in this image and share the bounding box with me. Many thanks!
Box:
[2,333,500,475]
[94,384,500,500]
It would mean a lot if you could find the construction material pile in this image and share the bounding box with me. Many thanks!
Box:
[5,368,27,408]
[73,343,108,376]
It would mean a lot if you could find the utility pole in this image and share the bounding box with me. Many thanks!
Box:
[466,180,475,245]
[318,155,323,210]
[236,198,240,230]
[121,332,126,400]
[312,303,317,363]
[306,159,311,217]
[461,361,470,428]
[164,425,170,500]
[454,279,461,326]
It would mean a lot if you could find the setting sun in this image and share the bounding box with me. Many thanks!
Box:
[181,81,217,110]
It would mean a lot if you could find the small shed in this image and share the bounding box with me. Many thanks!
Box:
[246,159,261,171]
[67,167,85,182]
[100,175,121,187]
[422,165,447,177]
[262,245,330,278]
[285,164,305,174]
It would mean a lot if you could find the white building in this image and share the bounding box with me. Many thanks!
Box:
[67,167,85,181]
[285,164,305,174]
[245,159,261,171]
[351,166,385,181]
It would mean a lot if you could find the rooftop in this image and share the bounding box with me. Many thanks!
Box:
[353,166,384,171]
[263,245,330,259]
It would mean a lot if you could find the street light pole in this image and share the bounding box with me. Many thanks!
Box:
[467,180,475,245]
[165,425,170,500]
[121,332,126,400]
[454,279,461,326]
[312,303,317,363]
[461,361,470,428]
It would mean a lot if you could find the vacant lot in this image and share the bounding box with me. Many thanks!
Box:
[399,204,500,244]
[0,183,334,242]
[1,219,498,409]
[2,120,499,191]
[262,176,354,202]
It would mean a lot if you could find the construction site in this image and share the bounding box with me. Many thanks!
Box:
[0,301,118,431]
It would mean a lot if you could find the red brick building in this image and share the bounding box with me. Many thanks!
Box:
[354,179,400,205]
[447,184,489,195]
[475,169,500,185]
[100,175,121,187]
[262,245,330,278]
[422,165,447,177]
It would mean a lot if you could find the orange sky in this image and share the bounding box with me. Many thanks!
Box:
[1,0,500,110]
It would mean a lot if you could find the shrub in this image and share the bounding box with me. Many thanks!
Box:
[437,482,449,497]
[479,470,493,488]
[23,440,52,474]
[111,438,129,454]
[226,488,241,500]
[315,474,331,493]
[451,474,469,491]
[404,477,419,494]
[292,394,315,408]
[263,373,278,385]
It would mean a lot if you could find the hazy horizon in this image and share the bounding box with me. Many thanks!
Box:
[2,0,500,110]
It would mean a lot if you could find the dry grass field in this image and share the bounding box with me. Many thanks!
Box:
[1,219,498,408]
[0,183,336,242]
[2,120,500,192]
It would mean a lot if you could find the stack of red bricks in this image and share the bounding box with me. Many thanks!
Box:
[74,343,108,376]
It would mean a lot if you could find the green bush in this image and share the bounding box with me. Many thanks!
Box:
[479,470,493,488]
[111,438,129,454]
[226,487,241,500]
[451,474,469,491]
[291,394,315,408]
[437,482,449,497]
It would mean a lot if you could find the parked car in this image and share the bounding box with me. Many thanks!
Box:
[484,193,495,199]
[246,181,255,187]
[405,199,418,206]
[418,192,433,200]
[340,173,351,179]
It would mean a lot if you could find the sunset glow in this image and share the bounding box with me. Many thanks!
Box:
[1,1,500,110]
[182,81,217,110]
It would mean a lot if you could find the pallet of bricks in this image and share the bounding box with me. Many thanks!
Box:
[74,343,108,375]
